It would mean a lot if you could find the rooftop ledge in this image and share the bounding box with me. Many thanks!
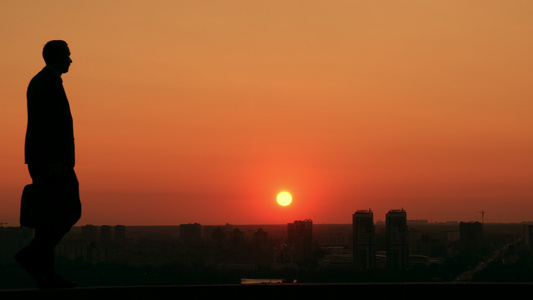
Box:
[1,283,531,299]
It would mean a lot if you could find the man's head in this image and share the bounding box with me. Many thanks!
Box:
[42,40,72,74]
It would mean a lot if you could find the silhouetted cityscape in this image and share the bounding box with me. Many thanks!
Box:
[2,209,533,289]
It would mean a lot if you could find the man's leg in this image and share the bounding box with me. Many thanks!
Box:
[15,225,71,284]
[16,164,79,288]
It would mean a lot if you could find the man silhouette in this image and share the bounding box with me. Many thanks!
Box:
[15,40,81,289]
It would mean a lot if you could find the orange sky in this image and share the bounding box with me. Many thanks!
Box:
[1,1,533,226]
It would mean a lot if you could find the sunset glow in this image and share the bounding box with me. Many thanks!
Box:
[1,1,533,226]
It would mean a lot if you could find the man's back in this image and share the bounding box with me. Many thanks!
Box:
[25,66,75,167]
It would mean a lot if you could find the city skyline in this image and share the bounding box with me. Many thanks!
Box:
[0,207,502,228]
[1,1,533,226]
[0,210,506,281]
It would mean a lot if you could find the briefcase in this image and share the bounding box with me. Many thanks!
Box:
[20,178,81,228]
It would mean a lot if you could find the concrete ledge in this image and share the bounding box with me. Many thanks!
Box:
[1,283,531,299]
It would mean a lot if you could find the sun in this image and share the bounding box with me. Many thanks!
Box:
[276,191,292,206]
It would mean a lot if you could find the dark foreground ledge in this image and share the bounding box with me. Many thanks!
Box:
[1,283,531,299]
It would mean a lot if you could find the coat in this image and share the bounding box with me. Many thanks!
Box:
[25,66,75,167]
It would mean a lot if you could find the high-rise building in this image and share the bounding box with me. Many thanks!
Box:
[252,228,270,251]
[386,209,409,270]
[287,219,313,263]
[460,221,483,254]
[81,224,98,243]
[229,228,245,247]
[114,225,126,241]
[100,225,112,244]
[524,225,533,250]
[353,209,376,270]
[180,223,202,245]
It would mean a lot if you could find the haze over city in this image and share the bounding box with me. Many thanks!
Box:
[1,1,533,226]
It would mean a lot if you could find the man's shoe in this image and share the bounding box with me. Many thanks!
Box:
[39,276,76,289]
